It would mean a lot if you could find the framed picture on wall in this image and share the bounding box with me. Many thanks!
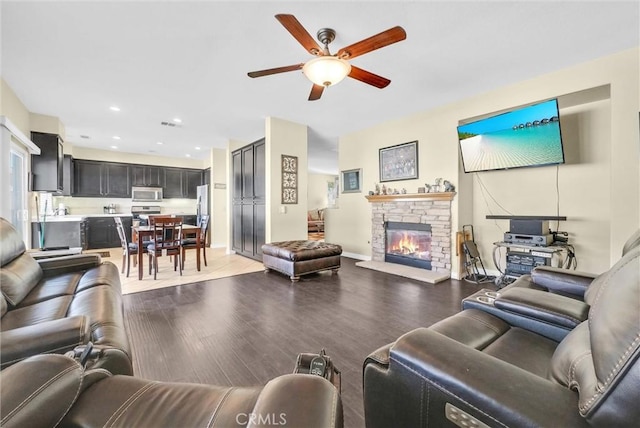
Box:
[379,140,419,182]
[281,154,298,204]
[341,168,362,193]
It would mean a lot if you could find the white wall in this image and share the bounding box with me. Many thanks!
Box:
[308,173,337,210]
[265,116,308,242]
[209,148,227,248]
[330,48,639,276]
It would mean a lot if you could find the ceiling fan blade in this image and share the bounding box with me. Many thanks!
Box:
[247,64,304,78]
[348,66,391,88]
[337,26,406,60]
[275,14,322,55]
[308,84,324,101]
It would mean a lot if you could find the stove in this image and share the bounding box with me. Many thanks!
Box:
[131,205,161,224]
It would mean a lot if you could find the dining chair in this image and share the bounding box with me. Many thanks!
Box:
[147,219,183,280]
[181,214,210,269]
[114,217,144,278]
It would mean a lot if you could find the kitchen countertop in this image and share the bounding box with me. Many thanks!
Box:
[32,214,133,222]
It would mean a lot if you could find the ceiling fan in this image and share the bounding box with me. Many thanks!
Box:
[248,14,406,101]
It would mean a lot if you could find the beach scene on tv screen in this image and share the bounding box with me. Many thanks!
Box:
[458,100,564,172]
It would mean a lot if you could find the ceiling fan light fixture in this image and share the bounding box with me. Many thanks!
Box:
[302,56,351,87]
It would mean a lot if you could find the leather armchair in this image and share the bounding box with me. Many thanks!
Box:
[363,245,639,427]
[0,354,343,428]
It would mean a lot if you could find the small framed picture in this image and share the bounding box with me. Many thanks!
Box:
[341,168,362,193]
[379,140,419,182]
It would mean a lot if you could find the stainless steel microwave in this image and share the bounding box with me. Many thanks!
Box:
[131,186,163,202]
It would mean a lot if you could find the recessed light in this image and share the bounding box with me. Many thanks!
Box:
[156,141,163,145]
[173,118,182,123]
[195,146,201,150]
[186,154,191,158]
[112,136,121,140]
[80,135,90,139]
[109,106,120,112]
[110,145,118,149]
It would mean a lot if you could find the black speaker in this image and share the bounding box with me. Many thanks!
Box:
[510,219,549,235]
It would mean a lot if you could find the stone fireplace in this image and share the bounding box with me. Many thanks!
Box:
[385,221,432,270]
[367,192,454,274]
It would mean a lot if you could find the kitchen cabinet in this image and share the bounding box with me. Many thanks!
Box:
[62,155,74,196]
[86,216,131,249]
[163,167,184,198]
[232,139,265,261]
[103,163,131,197]
[73,160,102,197]
[73,160,131,198]
[184,169,203,199]
[31,132,63,193]
[131,165,162,187]
[31,220,87,250]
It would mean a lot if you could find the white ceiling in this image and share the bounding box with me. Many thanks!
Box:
[2,1,638,174]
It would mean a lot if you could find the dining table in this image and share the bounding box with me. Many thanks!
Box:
[132,224,202,280]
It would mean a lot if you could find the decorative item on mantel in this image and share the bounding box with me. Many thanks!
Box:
[425,178,455,193]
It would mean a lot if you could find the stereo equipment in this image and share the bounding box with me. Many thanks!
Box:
[503,233,553,246]
[506,251,549,276]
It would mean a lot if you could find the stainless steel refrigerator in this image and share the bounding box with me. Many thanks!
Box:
[196,184,209,226]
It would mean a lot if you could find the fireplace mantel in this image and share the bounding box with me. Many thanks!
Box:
[365,192,456,203]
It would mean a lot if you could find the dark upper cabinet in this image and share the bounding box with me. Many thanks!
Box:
[203,168,211,187]
[184,169,203,199]
[73,160,130,197]
[131,165,162,187]
[62,155,74,196]
[103,163,131,197]
[163,167,184,198]
[31,132,63,193]
[72,159,202,199]
[73,160,103,197]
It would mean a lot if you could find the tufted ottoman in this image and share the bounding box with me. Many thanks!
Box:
[262,240,342,282]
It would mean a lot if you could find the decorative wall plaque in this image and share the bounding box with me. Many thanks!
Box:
[281,154,298,204]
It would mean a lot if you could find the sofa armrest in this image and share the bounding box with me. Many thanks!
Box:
[249,374,343,428]
[531,266,597,298]
[494,287,589,329]
[0,354,83,428]
[388,328,587,427]
[0,316,90,369]
[37,254,101,277]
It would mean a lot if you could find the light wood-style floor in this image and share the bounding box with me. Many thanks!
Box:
[87,247,265,295]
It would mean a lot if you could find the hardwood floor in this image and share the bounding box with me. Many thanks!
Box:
[123,257,489,427]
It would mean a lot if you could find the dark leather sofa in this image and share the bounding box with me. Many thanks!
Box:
[1,353,343,428]
[0,218,132,375]
[363,242,639,427]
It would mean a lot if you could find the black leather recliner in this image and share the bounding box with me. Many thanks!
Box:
[1,353,343,428]
[363,244,639,427]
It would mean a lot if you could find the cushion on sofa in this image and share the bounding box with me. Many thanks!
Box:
[0,219,27,266]
[0,254,43,307]
[1,296,74,331]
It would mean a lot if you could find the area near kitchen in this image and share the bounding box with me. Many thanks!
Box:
[29,126,211,251]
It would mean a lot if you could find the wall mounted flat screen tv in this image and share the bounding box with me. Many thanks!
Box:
[457,99,565,173]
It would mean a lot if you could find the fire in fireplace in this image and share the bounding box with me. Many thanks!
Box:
[385,222,432,270]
